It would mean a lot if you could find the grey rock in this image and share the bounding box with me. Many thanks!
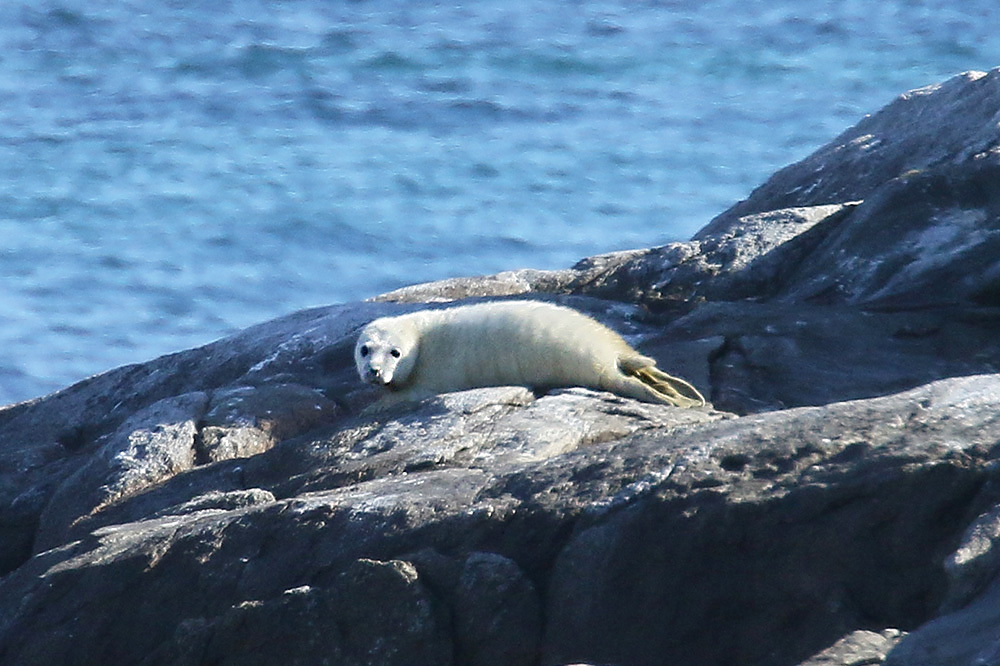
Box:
[374,268,573,303]
[768,159,1000,308]
[564,202,859,305]
[698,68,1000,234]
[34,391,209,552]
[3,68,1000,666]
[200,383,340,462]
[452,551,542,666]
[799,629,905,666]
[943,502,1000,613]
[1,373,998,666]
[885,577,1000,666]
[332,558,451,666]
[153,488,277,519]
[142,558,451,666]
[552,68,1000,312]
[676,301,1000,413]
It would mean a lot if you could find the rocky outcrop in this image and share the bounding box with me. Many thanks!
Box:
[1,68,1000,666]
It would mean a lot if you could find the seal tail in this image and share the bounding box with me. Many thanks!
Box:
[620,356,706,408]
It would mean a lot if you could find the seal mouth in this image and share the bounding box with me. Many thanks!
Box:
[364,365,386,385]
[363,371,396,390]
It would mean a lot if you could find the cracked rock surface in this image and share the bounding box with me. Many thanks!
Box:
[2,68,1000,666]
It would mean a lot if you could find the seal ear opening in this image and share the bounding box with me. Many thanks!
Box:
[619,355,706,408]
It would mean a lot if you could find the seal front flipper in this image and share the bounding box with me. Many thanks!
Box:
[359,389,434,418]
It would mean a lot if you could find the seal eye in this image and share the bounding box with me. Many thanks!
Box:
[359,345,369,357]
[390,348,401,358]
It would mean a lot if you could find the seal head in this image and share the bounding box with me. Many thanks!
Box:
[354,321,419,389]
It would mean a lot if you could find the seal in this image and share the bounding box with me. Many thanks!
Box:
[354,300,705,409]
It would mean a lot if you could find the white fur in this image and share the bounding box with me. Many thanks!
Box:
[354,300,705,408]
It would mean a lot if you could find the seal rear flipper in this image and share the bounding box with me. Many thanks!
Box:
[618,354,657,374]
[622,360,706,408]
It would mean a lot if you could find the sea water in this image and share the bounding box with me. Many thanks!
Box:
[1,0,998,404]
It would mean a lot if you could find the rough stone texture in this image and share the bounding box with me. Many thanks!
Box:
[799,630,905,666]
[2,68,1000,666]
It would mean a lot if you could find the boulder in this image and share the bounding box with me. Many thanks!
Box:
[2,67,1000,666]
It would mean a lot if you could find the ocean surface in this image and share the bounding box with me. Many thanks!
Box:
[2,0,998,405]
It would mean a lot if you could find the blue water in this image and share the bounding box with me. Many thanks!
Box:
[1,0,998,405]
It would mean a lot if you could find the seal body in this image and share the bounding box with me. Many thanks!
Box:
[354,300,705,408]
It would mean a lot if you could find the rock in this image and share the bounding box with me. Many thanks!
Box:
[330,558,451,666]
[142,558,451,666]
[563,202,860,305]
[2,68,1000,666]
[884,498,1000,666]
[767,159,1000,308]
[2,373,999,666]
[698,68,1000,233]
[799,630,905,666]
[556,68,1000,312]
[943,501,1000,611]
[199,383,340,463]
[154,489,277,519]
[452,551,542,666]
[34,391,209,552]
[884,578,1000,666]
[674,301,1000,413]
[538,376,1000,666]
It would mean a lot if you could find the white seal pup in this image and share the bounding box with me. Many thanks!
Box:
[354,300,705,409]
